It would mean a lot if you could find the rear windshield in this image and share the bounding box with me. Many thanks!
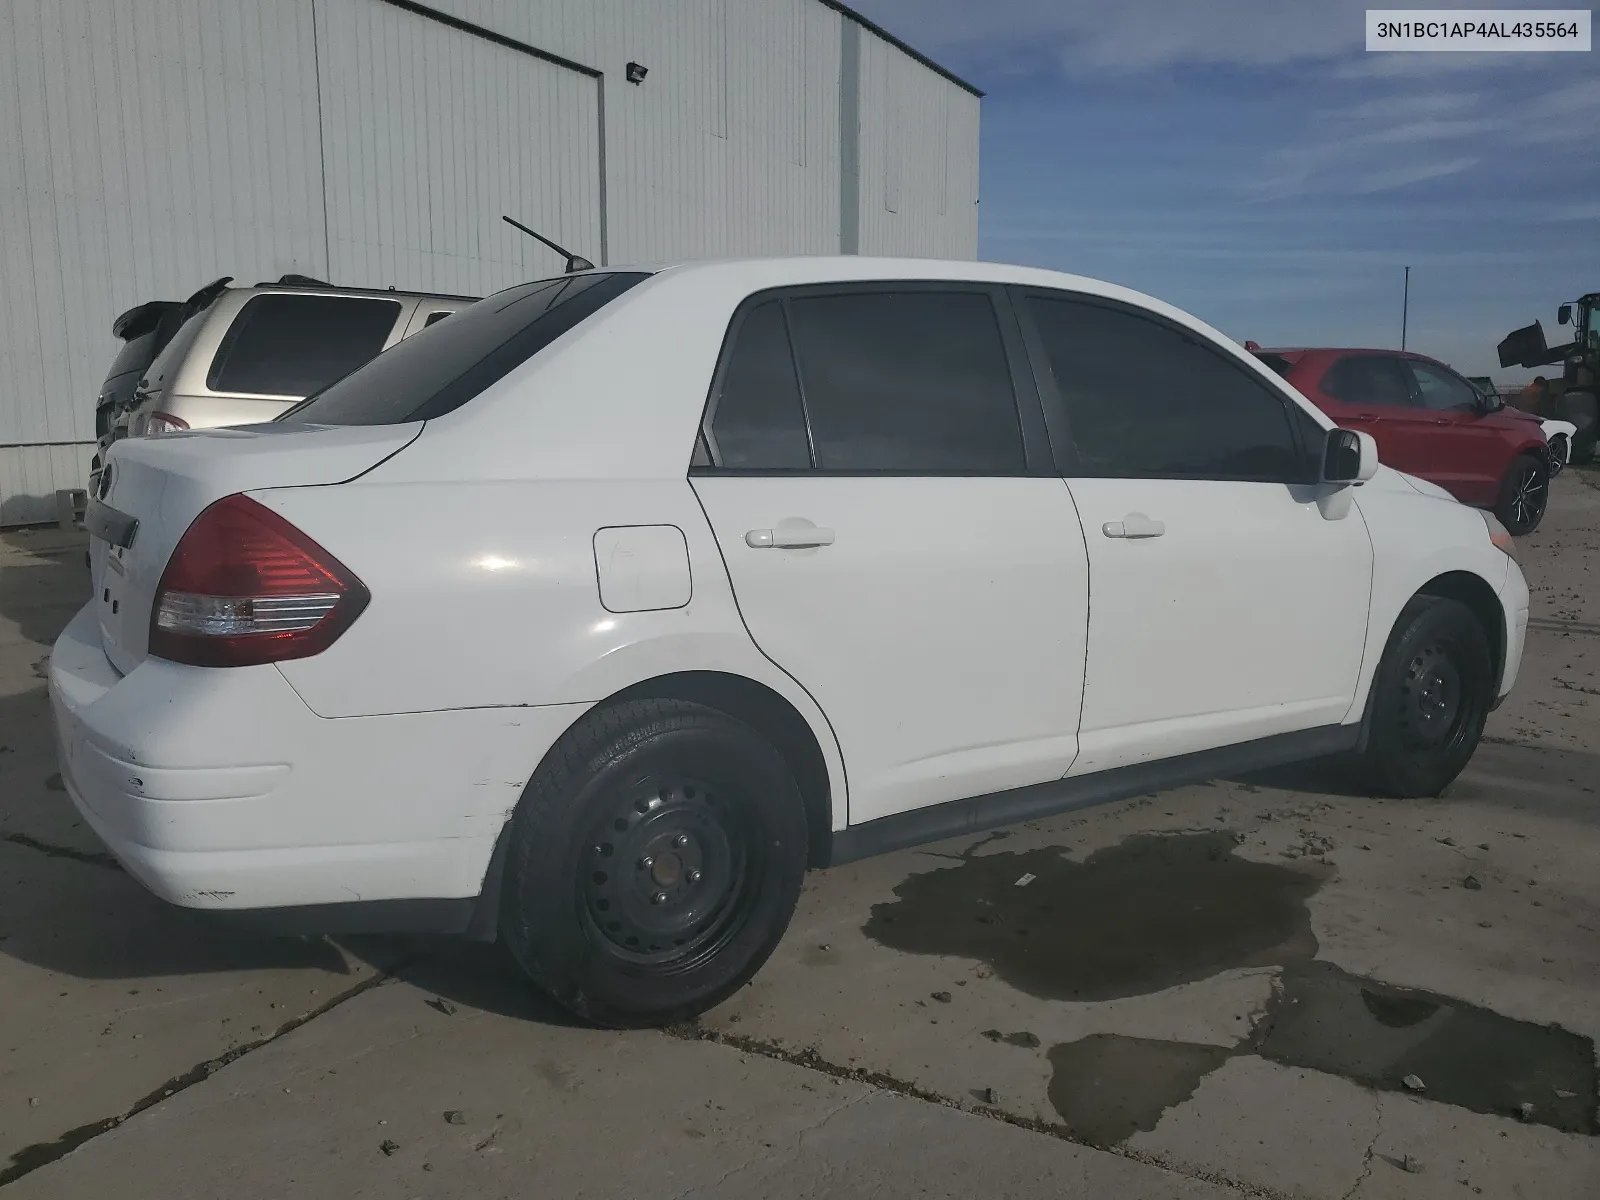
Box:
[281,272,650,426]
[209,294,404,396]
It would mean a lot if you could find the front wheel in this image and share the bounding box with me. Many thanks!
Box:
[1357,596,1492,798]
[1547,434,1567,476]
[500,698,808,1028]
[1494,453,1548,536]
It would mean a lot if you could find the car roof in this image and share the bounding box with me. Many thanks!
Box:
[238,277,481,303]
[1258,346,1429,360]
[376,255,1332,487]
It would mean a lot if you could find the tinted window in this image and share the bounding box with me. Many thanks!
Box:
[1026,295,1303,481]
[1409,360,1479,412]
[784,291,1024,473]
[424,310,454,327]
[283,273,650,426]
[1322,355,1414,406]
[708,302,811,469]
[144,308,212,393]
[208,295,402,396]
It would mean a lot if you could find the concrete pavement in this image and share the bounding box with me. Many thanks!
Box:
[2,476,1597,1198]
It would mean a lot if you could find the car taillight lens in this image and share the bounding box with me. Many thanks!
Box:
[143,411,190,436]
[149,495,368,667]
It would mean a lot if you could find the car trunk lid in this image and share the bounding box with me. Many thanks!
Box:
[89,422,420,674]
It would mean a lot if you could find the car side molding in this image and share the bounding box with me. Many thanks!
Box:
[824,724,1361,866]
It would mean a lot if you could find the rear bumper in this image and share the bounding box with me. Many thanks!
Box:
[49,601,585,926]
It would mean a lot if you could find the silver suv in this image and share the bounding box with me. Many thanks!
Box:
[98,275,477,470]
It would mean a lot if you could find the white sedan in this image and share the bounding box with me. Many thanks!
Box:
[1540,417,1577,474]
[54,258,1528,1027]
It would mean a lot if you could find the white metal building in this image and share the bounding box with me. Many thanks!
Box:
[0,0,981,524]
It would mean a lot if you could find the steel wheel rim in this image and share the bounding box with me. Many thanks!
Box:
[1399,642,1476,755]
[1510,464,1546,528]
[579,776,751,971]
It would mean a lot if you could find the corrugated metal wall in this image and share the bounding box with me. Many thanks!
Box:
[0,0,980,523]
[316,0,603,294]
[0,0,327,523]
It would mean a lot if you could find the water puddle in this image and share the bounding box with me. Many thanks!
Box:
[861,832,1321,1001]
[1046,1035,1229,1147]
[1257,960,1595,1134]
[863,831,1597,1138]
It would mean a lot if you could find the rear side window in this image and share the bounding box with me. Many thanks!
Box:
[424,310,455,327]
[1322,355,1414,407]
[785,291,1025,473]
[1026,295,1304,482]
[208,295,402,396]
[707,302,812,469]
[143,308,213,392]
[283,273,650,426]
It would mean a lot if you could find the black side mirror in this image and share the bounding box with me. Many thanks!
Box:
[1323,428,1377,484]
[1558,303,1572,326]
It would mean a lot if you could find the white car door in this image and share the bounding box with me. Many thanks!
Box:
[690,286,1091,828]
[1013,288,1374,776]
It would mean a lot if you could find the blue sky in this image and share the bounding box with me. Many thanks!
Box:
[852,0,1599,380]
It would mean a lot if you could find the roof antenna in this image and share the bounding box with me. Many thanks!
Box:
[502,214,594,273]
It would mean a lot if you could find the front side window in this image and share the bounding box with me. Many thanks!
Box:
[208,295,402,396]
[1408,360,1480,413]
[1025,294,1304,482]
[785,291,1025,473]
[1322,355,1415,407]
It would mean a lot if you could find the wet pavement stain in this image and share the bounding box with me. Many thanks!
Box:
[862,832,1323,1002]
[1046,1035,1230,1148]
[1257,961,1597,1135]
[865,830,1598,1140]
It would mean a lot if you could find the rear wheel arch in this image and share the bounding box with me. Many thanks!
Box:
[605,672,837,869]
[468,670,839,942]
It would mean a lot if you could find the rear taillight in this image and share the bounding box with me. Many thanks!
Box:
[142,411,190,436]
[149,495,368,667]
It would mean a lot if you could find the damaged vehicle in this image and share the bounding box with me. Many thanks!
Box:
[55,258,1527,1027]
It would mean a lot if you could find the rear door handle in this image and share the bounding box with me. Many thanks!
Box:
[746,520,835,549]
[1433,417,1451,425]
[1102,513,1165,540]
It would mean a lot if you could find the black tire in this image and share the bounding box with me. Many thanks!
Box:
[1493,453,1548,536]
[1548,434,1567,476]
[500,698,808,1028]
[1357,596,1492,798]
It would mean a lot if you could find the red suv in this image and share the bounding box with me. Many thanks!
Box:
[1252,348,1552,535]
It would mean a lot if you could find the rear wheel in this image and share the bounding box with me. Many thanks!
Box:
[1494,453,1548,536]
[1357,596,1492,798]
[501,698,808,1028]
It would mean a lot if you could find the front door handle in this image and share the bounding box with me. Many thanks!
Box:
[1344,412,1377,422]
[1433,417,1451,425]
[1102,513,1165,540]
[746,519,836,549]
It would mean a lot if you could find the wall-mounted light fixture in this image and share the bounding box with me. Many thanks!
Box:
[625,61,648,85]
